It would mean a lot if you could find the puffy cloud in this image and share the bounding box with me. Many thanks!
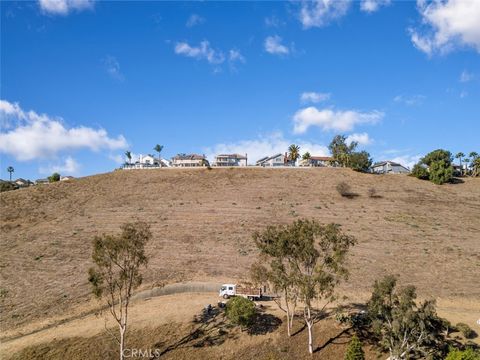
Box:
[103,56,124,81]
[409,0,480,55]
[229,49,246,64]
[298,0,351,29]
[346,132,373,146]
[393,94,426,106]
[360,0,391,13]
[0,100,128,161]
[300,92,331,104]
[174,40,225,64]
[265,15,284,28]
[38,0,94,15]
[39,156,80,175]
[204,132,330,164]
[186,14,205,28]
[460,70,474,83]
[264,35,290,55]
[293,106,384,134]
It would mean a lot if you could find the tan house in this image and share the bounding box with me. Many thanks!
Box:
[300,156,336,167]
[214,153,247,167]
[171,154,209,167]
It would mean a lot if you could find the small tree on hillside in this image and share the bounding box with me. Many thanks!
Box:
[349,151,372,172]
[48,172,60,182]
[225,296,256,329]
[344,335,365,360]
[88,221,152,360]
[412,149,454,185]
[252,220,356,353]
[367,275,442,360]
[329,135,357,168]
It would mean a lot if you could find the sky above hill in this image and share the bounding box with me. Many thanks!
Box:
[1,0,479,180]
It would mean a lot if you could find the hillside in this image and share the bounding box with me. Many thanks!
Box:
[1,168,479,339]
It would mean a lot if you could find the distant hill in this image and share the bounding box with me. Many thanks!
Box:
[1,168,479,332]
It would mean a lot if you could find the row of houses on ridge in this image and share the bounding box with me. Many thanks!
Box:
[121,153,410,174]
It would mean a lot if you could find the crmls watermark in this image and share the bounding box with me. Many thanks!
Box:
[122,348,161,358]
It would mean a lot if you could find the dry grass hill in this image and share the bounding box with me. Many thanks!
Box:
[1,167,479,358]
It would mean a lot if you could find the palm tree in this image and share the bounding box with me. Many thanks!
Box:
[153,144,163,160]
[469,151,478,160]
[288,144,300,166]
[7,166,14,181]
[302,151,311,160]
[125,151,132,165]
[455,152,465,175]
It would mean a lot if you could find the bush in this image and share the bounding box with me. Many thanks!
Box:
[0,181,18,192]
[225,296,256,328]
[456,323,476,339]
[336,182,352,197]
[411,163,429,180]
[429,160,453,185]
[48,172,60,183]
[350,151,372,172]
[344,335,365,360]
[445,347,480,360]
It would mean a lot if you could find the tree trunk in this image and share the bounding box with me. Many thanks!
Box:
[305,306,313,354]
[119,324,125,360]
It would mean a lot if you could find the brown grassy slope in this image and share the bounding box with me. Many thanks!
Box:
[1,168,479,331]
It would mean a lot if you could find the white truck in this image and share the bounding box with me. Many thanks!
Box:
[219,283,262,301]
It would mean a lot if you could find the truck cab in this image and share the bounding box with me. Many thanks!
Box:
[219,284,236,299]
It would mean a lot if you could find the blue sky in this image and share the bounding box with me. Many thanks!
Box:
[1,0,479,180]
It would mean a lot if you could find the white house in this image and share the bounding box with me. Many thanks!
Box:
[299,156,337,167]
[256,153,286,167]
[214,153,247,167]
[14,178,33,187]
[371,161,410,174]
[171,154,209,167]
[123,154,169,170]
[60,176,75,181]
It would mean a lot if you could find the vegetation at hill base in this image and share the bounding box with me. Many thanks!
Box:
[225,296,256,328]
[344,335,365,360]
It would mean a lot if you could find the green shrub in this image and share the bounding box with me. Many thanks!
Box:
[445,347,480,360]
[48,172,60,183]
[344,335,365,360]
[225,296,256,328]
[0,181,18,192]
[429,160,453,185]
[411,163,429,180]
[456,323,476,339]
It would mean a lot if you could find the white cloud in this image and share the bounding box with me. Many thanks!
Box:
[39,156,80,175]
[360,0,391,13]
[265,15,284,28]
[204,132,329,164]
[298,0,351,29]
[292,106,384,134]
[346,132,373,146]
[0,100,128,161]
[174,40,225,64]
[393,94,426,106]
[409,0,480,55]
[460,70,474,82]
[186,14,205,28]
[103,56,124,81]
[264,35,290,55]
[38,0,94,15]
[300,92,331,104]
[229,49,246,64]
